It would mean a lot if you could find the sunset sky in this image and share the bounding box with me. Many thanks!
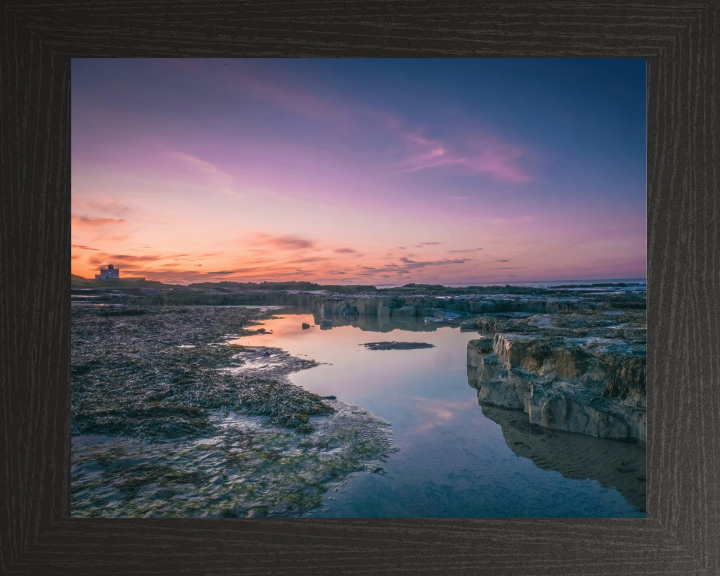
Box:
[71,58,646,285]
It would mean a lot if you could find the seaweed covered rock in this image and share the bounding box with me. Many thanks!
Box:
[72,400,397,518]
[71,305,398,518]
[71,306,333,439]
[467,337,494,366]
[467,310,647,446]
[362,341,434,351]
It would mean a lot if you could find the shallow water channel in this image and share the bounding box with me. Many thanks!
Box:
[231,308,646,518]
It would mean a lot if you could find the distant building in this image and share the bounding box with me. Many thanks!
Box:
[95,264,120,280]
[95,264,145,282]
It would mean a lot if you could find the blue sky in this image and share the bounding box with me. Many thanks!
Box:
[72,58,647,284]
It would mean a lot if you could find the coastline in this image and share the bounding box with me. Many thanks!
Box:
[71,305,396,518]
[71,281,646,517]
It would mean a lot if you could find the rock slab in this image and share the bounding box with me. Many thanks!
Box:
[468,310,646,446]
[363,341,435,351]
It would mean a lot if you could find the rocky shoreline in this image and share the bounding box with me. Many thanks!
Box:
[72,281,646,450]
[72,280,646,316]
[467,310,646,446]
[71,305,396,518]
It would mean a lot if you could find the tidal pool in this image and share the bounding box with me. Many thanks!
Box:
[232,309,646,518]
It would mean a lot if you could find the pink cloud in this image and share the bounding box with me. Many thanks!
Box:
[462,139,534,184]
[488,215,536,225]
[250,232,317,251]
[167,150,235,194]
[72,214,126,228]
[395,130,535,184]
[168,60,357,133]
[164,61,536,186]
[73,194,130,216]
[236,74,353,130]
[448,247,483,253]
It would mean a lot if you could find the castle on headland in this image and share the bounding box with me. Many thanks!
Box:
[95,264,145,282]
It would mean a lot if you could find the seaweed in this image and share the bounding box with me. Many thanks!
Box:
[600,354,647,400]
[71,306,333,438]
[72,404,396,518]
[71,305,396,518]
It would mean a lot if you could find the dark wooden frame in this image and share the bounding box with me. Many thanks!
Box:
[1,1,718,574]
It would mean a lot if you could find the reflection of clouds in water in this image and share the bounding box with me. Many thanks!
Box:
[217,309,643,517]
[431,349,455,369]
[410,396,477,431]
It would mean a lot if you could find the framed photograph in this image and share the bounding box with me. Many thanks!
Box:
[69,56,649,522]
[2,2,718,574]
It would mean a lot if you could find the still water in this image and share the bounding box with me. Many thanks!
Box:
[233,309,646,518]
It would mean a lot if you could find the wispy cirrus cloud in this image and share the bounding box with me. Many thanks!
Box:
[205,269,241,276]
[287,256,329,265]
[448,247,483,253]
[113,253,190,262]
[234,73,355,131]
[107,258,323,283]
[170,60,357,133]
[88,254,165,266]
[85,252,209,270]
[395,130,536,184]
[170,61,536,186]
[170,60,537,186]
[458,139,535,184]
[72,214,126,228]
[250,232,317,251]
[487,215,536,225]
[397,256,471,270]
[360,257,472,276]
[228,69,537,186]
[73,195,130,216]
[168,150,235,195]
[333,248,356,254]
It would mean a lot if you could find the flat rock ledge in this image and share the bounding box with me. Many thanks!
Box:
[467,310,646,447]
[363,341,435,351]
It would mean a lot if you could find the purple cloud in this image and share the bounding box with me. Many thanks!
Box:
[395,130,535,184]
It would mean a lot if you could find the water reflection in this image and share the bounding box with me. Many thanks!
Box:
[467,366,646,512]
[311,311,444,333]
[230,308,645,517]
[264,307,458,333]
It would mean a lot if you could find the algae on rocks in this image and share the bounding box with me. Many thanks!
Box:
[72,306,329,436]
[72,402,396,518]
[71,305,396,517]
[467,309,647,446]
[362,341,435,351]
